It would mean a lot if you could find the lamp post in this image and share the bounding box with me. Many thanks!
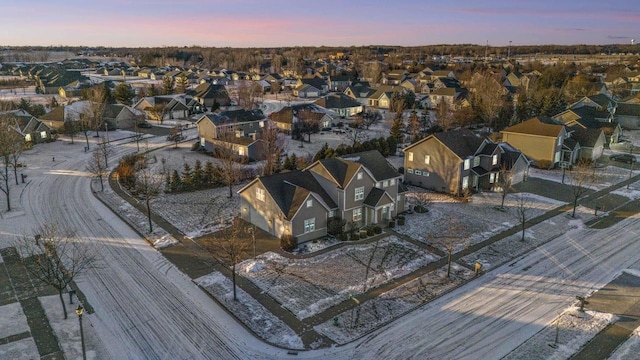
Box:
[76,305,86,360]
[104,122,109,143]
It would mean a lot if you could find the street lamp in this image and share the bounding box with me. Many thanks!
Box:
[104,122,109,143]
[76,305,86,360]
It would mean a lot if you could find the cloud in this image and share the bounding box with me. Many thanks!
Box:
[554,28,586,32]
[608,35,631,39]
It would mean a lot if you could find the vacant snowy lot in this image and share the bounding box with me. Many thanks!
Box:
[397,189,565,253]
[315,263,475,344]
[240,236,438,319]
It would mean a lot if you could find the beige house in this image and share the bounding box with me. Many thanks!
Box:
[501,117,568,167]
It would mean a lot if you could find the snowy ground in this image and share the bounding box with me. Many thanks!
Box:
[239,236,438,320]
[195,272,304,350]
[529,165,640,190]
[610,325,640,359]
[315,263,475,344]
[397,188,565,253]
[502,305,616,360]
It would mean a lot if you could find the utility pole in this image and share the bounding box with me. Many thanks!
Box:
[508,41,512,60]
[484,40,489,64]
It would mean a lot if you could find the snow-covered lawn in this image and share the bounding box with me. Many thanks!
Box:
[151,185,243,239]
[195,272,303,350]
[0,302,29,340]
[240,235,438,319]
[397,189,564,253]
[529,165,639,190]
[315,263,475,344]
[502,305,616,360]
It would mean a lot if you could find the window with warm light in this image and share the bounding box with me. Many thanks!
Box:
[355,186,364,201]
[256,187,265,202]
[353,208,362,222]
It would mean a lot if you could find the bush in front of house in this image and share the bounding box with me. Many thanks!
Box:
[339,233,348,241]
[373,226,382,234]
[328,217,346,235]
[359,230,368,239]
[351,233,360,241]
[397,216,405,226]
[280,234,297,252]
[367,227,375,236]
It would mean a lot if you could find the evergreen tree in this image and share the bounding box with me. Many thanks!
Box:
[101,82,115,104]
[114,83,135,105]
[170,169,182,192]
[175,74,189,94]
[192,160,203,188]
[283,154,293,170]
[162,75,175,95]
[148,84,157,97]
[289,153,298,170]
[204,160,215,185]
[390,114,404,143]
[181,163,192,190]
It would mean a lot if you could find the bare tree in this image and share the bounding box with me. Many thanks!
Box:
[237,81,261,110]
[344,116,369,146]
[86,148,108,192]
[511,193,531,241]
[135,156,165,233]
[215,128,243,198]
[429,218,467,278]
[469,72,506,129]
[97,136,113,168]
[295,108,321,146]
[147,103,167,124]
[413,192,432,213]
[83,86,107,138]
[497,164,513,210]
[0,115,24,211]
[260,125,287,176]
[207,218,251,300]
[567,159,597,218]
[62,116,78,144]
[167,124,185,148]
[362,109,382,130]
[14,222,97,319]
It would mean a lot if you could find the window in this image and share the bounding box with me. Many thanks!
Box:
[557,136,562,146]
[238,148,245,156]
[390,179,395,186]
[307,199,313,208]
[492,154,498,166]
[355,186,365,201]
[408,152,414,161]
[407,169,413,174]
[377,182,382,188]
[40,131,47,139]
[383,180,389,188]
[256,187,265,202]
[473,156,480,167]
[357,172,363,180]
[304,218,315,233]
[489,173,496,183]
[462,176,469,189]
[554,151,561,163]
[353,208,362,222]
[328,210,334,218]
[464,159,470,170]
[423,171,429,177]
[25,134,31,142]
[397,195,401,201]
[424,155,430,164]
[415,170,422,175]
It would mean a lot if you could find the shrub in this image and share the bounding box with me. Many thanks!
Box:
[280,234,297,252]
[389,220,395,228]
[339,233,348,241]
[328,217,346,235]
[351,233,360,241]
[373,226,382,234]
[359,230,368,238]
[397,217,405,226]
[367,227,375,236]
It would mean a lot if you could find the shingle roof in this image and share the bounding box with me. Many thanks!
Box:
[340,150,400,181]
[616,103,640,117]
[318,157,362,188]
[363,187,393,207]
[569,126,603,148]
[432,129,485,158]
[502,116,564,138]
[314,93,361,109]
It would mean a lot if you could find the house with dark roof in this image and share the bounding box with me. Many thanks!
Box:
[403,129,528,194]
[615,102,640,130]
[313,93,363,118]
[327,75,351,92]
[188,82,231,108]
[268,104,334,133]
[553,107,621,145]
[501,116,576,168]
[569,126,606,161]
[196,109,267,160]
[1,110,52,144]
[102,104,141,130]
[238,150,405,242]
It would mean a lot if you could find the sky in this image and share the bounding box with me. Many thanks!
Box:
[1,0,639,48]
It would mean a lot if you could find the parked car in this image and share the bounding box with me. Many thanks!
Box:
[137,122,152,128]
[610,153,637,164]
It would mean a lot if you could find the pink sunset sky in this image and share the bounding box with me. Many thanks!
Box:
[2,0,639,47]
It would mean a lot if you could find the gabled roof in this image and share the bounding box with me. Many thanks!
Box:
[251,171,337,220]
[314,93,361,109]
[340,150,400,181]
[317,157,362,188]
[199,109,265,126]
[502,116,565,138]
[616,102,640,117]
[300,77,327,89]
[363,188,394,207]
[569,126,604,148]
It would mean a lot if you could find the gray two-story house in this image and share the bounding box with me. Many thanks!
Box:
[238,150,405,242]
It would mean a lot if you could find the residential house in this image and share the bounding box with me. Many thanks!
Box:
[553,107,622,144]
[569,126,606,162]
[196,109,267,159]
[1,110,53,144]
[327,75,351,92]
[102,104,142,130]
[314,93,363,118]
[188,82,231,108]
[238,150,404,242]
[615,102,640,130]
[344,81,376,106]
[501,116,573,168]
[268,104,334,133]
[429,87,468,110]
[293,83,321,98]
[403,129,527,194]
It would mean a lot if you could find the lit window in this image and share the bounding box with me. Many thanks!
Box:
[304,218,315,233]
[492,154,498,165]
[464,159,470,170]
[357,172,363,180]
[557,136,562,146]
[408,152,413,161]
[256,187,265,202]
[25,134,31,142]
[353,208,362,222]
[490,173,496,183]
[238,148,245,156]
[328,210,334,218]
[40,131,47,138]
[355,187,365,201]
[424,155,430,164]
[307,199,313,208]
[383,180,389,187]
[462,176,469,189]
